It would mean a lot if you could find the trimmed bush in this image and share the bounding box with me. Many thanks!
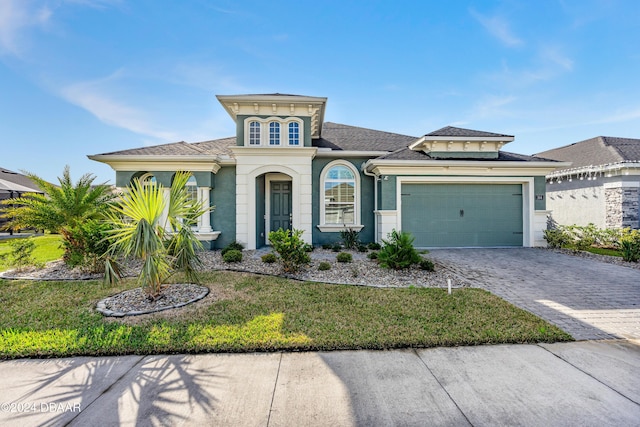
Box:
[367,251,378,260]
[222,249,243,263]
[268,228,311,272]
[419,258,435,271]
[336,252,352,263]
[620,228,640,262]
[357,244,368,253]
[221,241,244,256]
[321,243,333,250]
[378,229,421,270]
[318,262,331,271]
[261,253,277,263]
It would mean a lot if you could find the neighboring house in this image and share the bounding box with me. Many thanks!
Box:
[89,93,565,250]
[0,167,42,232]
[536,137,640,229]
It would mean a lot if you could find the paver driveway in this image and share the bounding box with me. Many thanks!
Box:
[429,248,640,340]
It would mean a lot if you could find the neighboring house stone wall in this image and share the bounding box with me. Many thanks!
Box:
[547,181,605,228]
[604,183,640,228]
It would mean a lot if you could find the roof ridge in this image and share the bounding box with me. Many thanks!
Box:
[323,122,417,139]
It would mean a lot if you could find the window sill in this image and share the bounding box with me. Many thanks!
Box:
[194,231,221,241]
[316,225,364,233]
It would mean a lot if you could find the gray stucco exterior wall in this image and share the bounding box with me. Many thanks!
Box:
[210,166,236,249]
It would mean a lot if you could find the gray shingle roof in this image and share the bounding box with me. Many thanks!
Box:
[535,136,640,168]
[378,148,554,162]
[424,126,513,138]
[314,122,417,151]
[0,168,42,192]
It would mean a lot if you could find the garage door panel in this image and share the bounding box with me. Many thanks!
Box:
[401,184,523,247]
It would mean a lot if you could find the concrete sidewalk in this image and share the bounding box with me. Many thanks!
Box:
[0,340,639,426]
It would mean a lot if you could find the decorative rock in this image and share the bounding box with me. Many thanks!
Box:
[96,284,209,317]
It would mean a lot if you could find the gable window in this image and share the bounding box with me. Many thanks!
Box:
[269,122,280,145]
[289,122,300,145]
[249,121,261,145]
[318,161,363,232]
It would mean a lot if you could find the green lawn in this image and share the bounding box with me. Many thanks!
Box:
[0,234,64,272]
[0,271,572,358]
[585,247,623,257]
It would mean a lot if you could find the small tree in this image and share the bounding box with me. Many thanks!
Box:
[0,166,116,267]
[104,172,212,299]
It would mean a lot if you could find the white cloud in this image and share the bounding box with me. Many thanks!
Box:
[0,0,49,55]
[60,74,180,141]
[471,94,518,119]
[0,0,120,56]
[470,9,523,47]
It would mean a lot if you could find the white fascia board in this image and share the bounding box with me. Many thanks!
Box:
[363,159,571,176]
[547,161,640,178]
[409,135,515,150]
[230,146,318,158]
[87,154,222,172]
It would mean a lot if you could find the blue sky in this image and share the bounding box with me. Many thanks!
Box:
[2,0,639,184]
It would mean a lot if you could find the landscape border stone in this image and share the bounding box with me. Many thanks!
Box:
[96,284,210,317]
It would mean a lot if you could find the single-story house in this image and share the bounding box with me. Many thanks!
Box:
[536,136,640,229]
[0,167,42,232]
[89,93,566,249]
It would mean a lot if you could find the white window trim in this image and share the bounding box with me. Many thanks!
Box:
[317,160,363,232]
[244,117,304,147]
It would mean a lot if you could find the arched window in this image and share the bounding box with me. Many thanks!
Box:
[269,122,280,145]
[249,121,261,145]
[139,173,156,186]
[185,175,198,202]
[288,122,300,145]
[321,163,359,226]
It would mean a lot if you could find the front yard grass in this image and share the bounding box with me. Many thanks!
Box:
[0,234,64,272]
[0,271,572,358]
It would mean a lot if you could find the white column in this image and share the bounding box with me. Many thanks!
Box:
[160,188,171,231]
[199,187,212,232]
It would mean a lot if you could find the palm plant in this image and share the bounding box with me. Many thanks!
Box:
[104,171,211,299]
[0,166,116,264]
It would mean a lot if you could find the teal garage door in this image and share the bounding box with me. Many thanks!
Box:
[401,183,523,247]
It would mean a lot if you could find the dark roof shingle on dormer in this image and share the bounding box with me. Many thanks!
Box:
[424,126,513,138]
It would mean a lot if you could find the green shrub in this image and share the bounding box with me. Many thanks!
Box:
[261,253,277,263]
[331,243,342,252]
[419,258,435,271]
[544,228,571,249]
[318,261,331,271]
[619,228,640,262]
[340,228,360,249]
[367,251,378,260]
[63,220,113,272]
[321,243,333,250]
[357,244,368,253]
[304,243,314,252]
[336,252,352,263]
[221,241,244,256]
[7,237,40,271]
[268,228,311,272]
[378,230,421,270]
[367,242,381,250]
[222,249,243,263]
